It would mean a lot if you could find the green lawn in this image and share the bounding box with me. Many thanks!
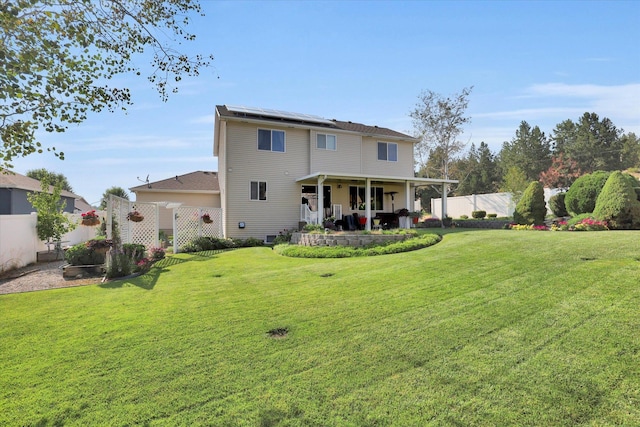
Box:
[1,230,639,426]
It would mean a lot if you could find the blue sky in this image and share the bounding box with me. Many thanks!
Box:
[11,0,640,206]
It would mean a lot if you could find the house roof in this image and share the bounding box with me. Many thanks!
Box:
[216,105,418,142]
[129,171,220,194]
[0,170,94,211]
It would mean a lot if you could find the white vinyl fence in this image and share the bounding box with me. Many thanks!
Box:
[0,212,103,273]
[431,189,561,219]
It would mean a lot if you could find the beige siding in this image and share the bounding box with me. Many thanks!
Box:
[224,122,310,239]
[361,137,414,176]
[134,191,220,231]
[310,130,362,174]
[218,120,228,237]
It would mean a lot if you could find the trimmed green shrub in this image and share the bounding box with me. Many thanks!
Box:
[548,193,568,217]
[565,171,610,215]
[487,213,497,218]
[471,210,486,219]
[593,171,640,229]
[65,243,104,266]
[513,181,546,225]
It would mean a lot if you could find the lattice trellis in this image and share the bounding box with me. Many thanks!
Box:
[174,207,223,252]
[107,195,222,253]
[107,195,159,250]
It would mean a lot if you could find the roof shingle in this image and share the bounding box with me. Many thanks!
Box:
[129,171,219,193]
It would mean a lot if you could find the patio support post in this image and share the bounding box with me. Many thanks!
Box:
[317,175,325,225]
[404,181,411,229]
[365,178,371,231]
[441,182,448,229]
[405,180,411,211]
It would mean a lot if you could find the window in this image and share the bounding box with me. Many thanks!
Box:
[250,181,267,201]
[377,142,398,162]
[317,133,337,150]
[258,129,285,152]
[349,186,384,210]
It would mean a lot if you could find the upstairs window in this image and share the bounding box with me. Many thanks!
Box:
[317,133,337,151]
[258,129,285,152]
[250,181,267,201]
[377,142,398,162]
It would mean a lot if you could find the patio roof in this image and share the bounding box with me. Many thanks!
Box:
[296,172,458,186]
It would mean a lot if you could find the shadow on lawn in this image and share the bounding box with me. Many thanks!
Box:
[98,251,226,291]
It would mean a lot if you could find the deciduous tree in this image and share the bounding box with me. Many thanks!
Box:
[1,0,213,170]
[26,168,73,192]
[100,186,129,210]
[410,86,473,179]
[538,154,581,190]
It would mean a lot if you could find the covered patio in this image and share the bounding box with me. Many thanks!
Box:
[296,172,458,231]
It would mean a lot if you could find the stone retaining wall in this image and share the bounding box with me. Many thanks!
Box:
[291,232,412,247]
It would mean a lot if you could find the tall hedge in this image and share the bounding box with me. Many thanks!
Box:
[564,171,610,215]
[593,171,640,229]
[513,181,546,225]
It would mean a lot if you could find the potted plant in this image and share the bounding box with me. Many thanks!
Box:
[127,210,144,222]
[202,213,213,224]
[80,210,100,226]
[409,211,422,224]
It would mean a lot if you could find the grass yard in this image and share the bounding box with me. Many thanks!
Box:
[1,230,639,426]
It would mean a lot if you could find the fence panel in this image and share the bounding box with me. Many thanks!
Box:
[0,212,103,273]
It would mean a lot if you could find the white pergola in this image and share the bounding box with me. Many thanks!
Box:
[296,172,458,230]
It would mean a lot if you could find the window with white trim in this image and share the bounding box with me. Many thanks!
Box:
[377,142,398,162]
[316,133,337,151]
[258,129,285,152]
[250,181,267,201]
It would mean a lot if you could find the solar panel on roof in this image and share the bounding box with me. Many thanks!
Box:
[226,105,334,125]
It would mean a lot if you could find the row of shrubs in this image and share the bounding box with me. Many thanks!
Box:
[180,236,265,253]
[514,171,640,229]
[274,233,442,258]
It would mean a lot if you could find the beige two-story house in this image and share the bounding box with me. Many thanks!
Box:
[214,105,456,241]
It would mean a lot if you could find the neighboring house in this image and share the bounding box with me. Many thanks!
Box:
[214,105,457,241]
[130,171,221,233]
[0,170,88,215]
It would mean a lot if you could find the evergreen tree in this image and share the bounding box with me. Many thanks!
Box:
[552,113,622,173]
[593,171,640,229]
[513,181,546,225]
[456,142,500,195]
[499,121,551,182]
